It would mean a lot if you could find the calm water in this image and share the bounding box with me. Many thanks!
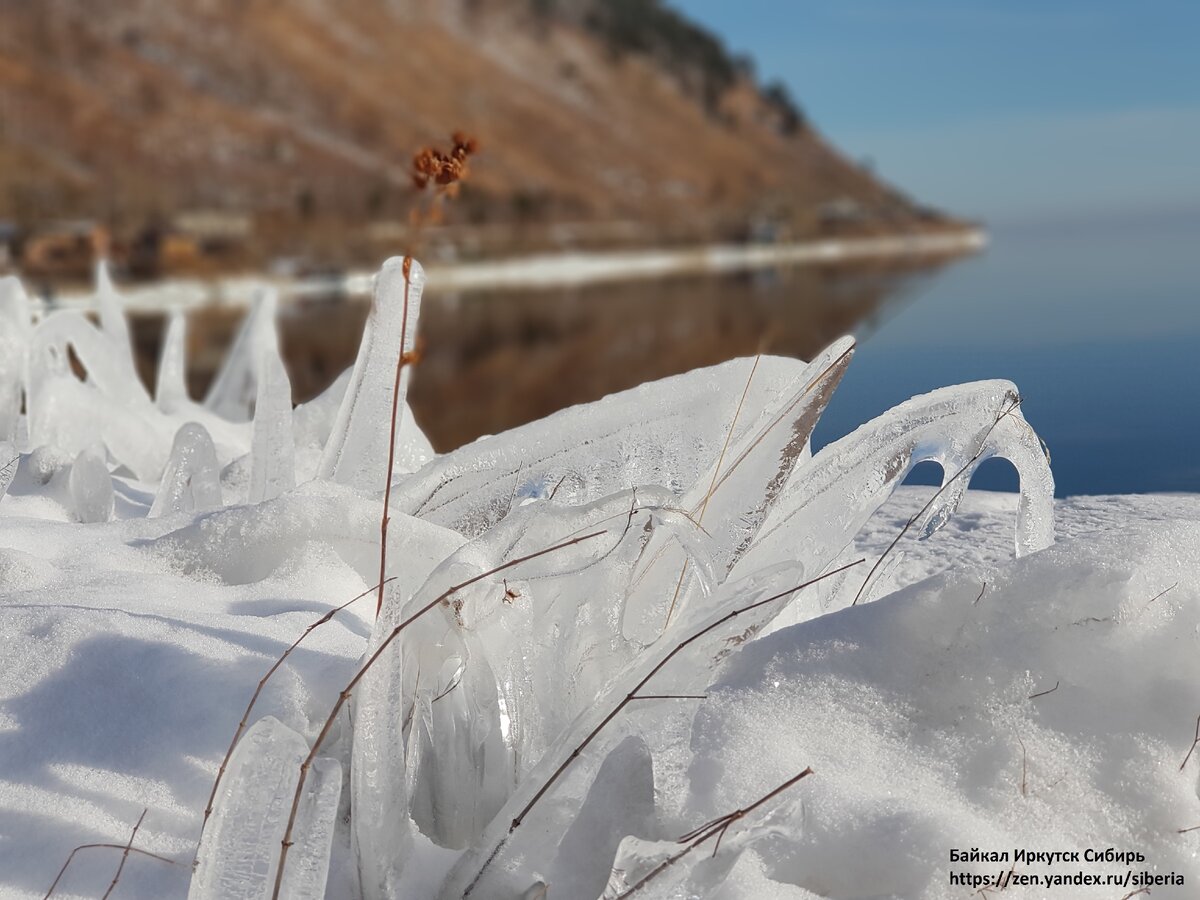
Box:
[813,214,1200,496]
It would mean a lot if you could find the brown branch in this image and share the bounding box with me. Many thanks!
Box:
[377,256,414,618]
[270,529,610,899]
[1180,713,1200,771]
[462,558,864,896]
[100,809,147,900]
[853,397,1022,606]
[44,842,176,899]
[1177,824,1200,834]
[612,768,814,899]
[198,577,394,852]
[973,582,987,605]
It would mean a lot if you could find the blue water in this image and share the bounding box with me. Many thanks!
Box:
[813,213,1200,496]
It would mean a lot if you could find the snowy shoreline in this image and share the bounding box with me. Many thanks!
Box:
[49,228,987,315]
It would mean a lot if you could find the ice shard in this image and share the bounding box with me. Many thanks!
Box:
[734,380,1055,592]
[248,319,295,504]
[320,256,427,491]
[68,444,114,523]
[150,422,222,518]
[393,354,817,539]
[204,288,278,422]
[156,312,189,414]
[0,441,17,503]
[0,276,31,443]
[189,716,335,900]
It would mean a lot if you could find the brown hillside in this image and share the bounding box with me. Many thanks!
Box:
[0,0,953,267]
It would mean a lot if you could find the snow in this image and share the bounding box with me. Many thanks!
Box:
[1,260,1197,899]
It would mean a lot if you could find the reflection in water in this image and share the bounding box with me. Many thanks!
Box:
[130,257,954,453]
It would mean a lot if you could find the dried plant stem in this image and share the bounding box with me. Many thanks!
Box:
[612,768,814,899]
[377,256,414,617]
[198,577,395,851]
[1180,713,1200,771]
[270,529,609,900]
[852,397,1022,606]
[44,843,175,899]
[463,558,864,896]
[663,355,761,629]
[100,809,147,900]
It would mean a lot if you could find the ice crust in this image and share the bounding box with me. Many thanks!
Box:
[0,260,1083,900]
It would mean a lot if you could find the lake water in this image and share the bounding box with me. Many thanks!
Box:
[814,213,1200,496]
[142,213,1198,497]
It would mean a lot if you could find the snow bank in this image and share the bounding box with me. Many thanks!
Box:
[1,260,1195,899]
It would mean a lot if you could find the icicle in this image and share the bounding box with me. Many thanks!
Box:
[320,256,426,491]
[248,314,295,504]
[94,261,137,377]
[156,311,189,413]
[204,288,278,421]
[150,422,222,518]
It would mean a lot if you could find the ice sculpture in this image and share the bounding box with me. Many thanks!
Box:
[190,716,340,900]
[68,444,114,523]
[150,423,222,518]
[94,261,137,379]
[320,257,427,491]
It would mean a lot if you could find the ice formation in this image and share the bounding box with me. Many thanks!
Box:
[0,257,1080,900]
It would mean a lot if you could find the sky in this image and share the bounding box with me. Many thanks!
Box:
[672,1,1200,226]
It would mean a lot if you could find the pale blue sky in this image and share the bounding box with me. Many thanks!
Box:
[673,1,1200,225]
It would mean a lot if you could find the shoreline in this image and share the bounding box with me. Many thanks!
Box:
[51,227,986,314]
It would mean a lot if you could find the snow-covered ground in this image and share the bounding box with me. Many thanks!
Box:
[2,261,1198,899]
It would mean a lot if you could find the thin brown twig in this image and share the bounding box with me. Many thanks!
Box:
[1028,680,1059,700]
[663,355,762,630]
[611,768,814,898]
[1014,730,1028,797]
[100,808,147,900]
[853,396,1023,606]
[199,577,394,850]
[973,582,987,605]
[270,529,609,899]
[377,256,414,618]
[1177,824,1200,834]
[1145,582,1179,607]
[44,843,176,899]
[462,558,864,896]
[1180,713,1200,771]
[629,694,708,701]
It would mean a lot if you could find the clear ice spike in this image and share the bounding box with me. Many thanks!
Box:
[319,256,426,492]
[248,319,295,504]
[156,311,190,413]
[68,444,114,523]
[150,422,223,518]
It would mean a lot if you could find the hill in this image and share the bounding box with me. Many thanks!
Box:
[0,0,957,269]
